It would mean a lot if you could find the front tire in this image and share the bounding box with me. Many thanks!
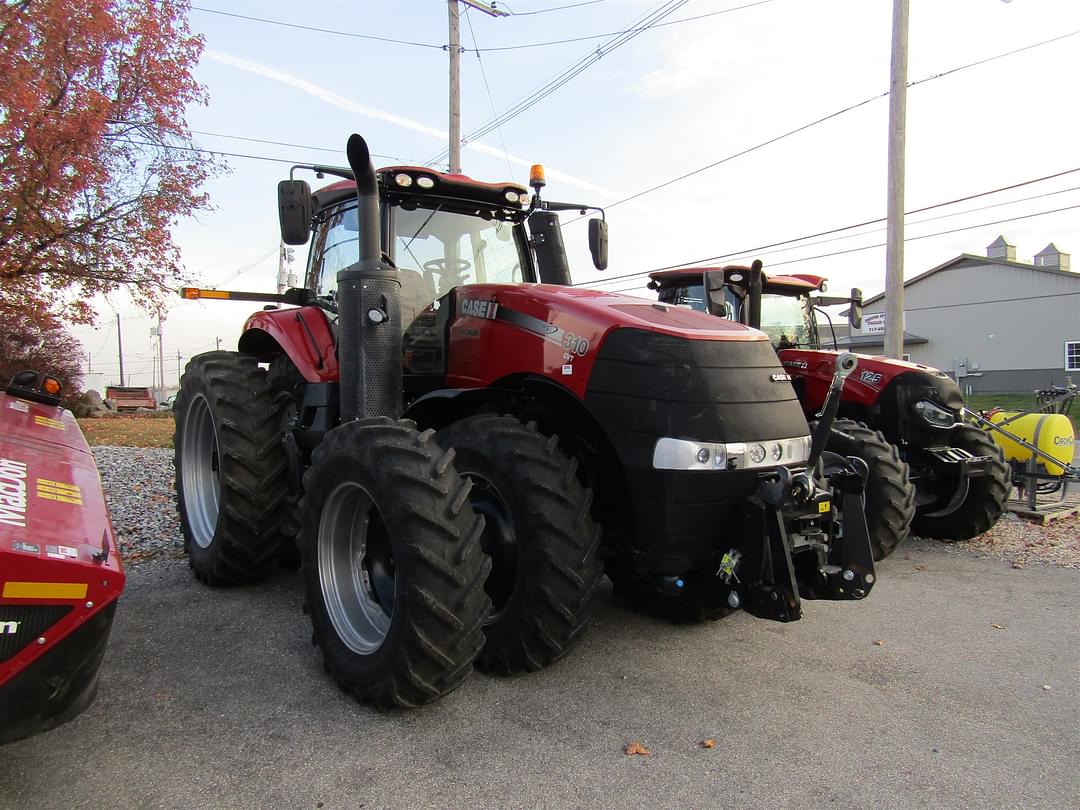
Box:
[911,424,1011,540]
[435,415,603,674]
[173,351,288,585]
[299,418,490,708]
[825,419,915,561]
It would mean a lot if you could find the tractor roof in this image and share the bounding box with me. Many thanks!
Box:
[312,166,529,216]
[649,266,827,296]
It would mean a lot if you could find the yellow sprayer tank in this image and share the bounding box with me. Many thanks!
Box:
[986,411,1074,475]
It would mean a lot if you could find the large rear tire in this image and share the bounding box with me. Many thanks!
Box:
[299,418,490,708]
[173,351,288,585]
[435,415,602,674]
[825,419,915,561]
[911,424,1011,540]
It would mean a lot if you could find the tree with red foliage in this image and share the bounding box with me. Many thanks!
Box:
[0,303,83,401]
[0,0,221,326]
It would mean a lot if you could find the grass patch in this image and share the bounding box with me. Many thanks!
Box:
[78,414,175,448]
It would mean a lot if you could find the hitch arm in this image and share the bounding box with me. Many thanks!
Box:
[807,352,858,471]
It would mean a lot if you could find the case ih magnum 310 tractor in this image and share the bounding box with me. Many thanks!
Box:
[174,134,877,708]
[649,264,1011,558]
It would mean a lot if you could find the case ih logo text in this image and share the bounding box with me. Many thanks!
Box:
[459,298,499,319]
[0,620,19,635]
[0,457,28,528]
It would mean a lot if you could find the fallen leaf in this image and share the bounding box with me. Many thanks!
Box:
[700,739,716,749]
[624,741,651,756]
[914,564,928,571]
[991,623,1006,630]
[872,640,884,646]
[1011,561,1026,569]
[1042,684,1051,691]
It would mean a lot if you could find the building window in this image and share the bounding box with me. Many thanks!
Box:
[1066,341,1080,371]
[902,354,911,362]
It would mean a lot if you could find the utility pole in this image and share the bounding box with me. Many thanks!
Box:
[447,0,507,173]
[215,336,222,351]
[176,350,182,385]
[116,313,125,387]
[884,0,909,360]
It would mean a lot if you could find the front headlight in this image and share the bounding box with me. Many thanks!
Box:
[653,435,810,471]
[913,399,956,427]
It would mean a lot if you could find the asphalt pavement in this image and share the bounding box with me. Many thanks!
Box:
[2,538,1078,810]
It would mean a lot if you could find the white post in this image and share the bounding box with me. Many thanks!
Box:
[884,0,909,360]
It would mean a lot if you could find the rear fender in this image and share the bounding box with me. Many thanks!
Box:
[239,306,338,382]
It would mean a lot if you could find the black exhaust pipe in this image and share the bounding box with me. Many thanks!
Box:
[337,134,402,421]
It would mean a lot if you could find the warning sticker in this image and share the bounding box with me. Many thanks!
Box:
[33,414,65,431]
[12,541,39,554]
[36,479,83,506]
[818,500,831,514]
[45,544,79,560]
[7,400,28,413]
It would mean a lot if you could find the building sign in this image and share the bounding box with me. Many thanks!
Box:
[862,312,886,335]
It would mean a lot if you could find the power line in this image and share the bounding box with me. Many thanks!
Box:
[581,166,1080,288]
[570,27,1080,220]
[600,202,1080,293]
[474,0,775,52]
[189,5,446,49]
[426,0,690,166]
[189,0,770,55]
[463,8,515,179]
[189,129,415,163]
[499,0,608,16]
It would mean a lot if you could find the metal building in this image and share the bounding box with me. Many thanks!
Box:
[855,236,1077,394]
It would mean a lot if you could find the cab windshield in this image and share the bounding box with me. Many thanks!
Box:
[390,205,525,298]
[758,293,815,349]
[305,201,528,327]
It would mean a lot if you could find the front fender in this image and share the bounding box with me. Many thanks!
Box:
[238,306,338,382]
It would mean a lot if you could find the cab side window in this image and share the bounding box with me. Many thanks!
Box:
[306,203,360,300]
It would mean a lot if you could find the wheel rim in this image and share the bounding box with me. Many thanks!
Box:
[318,481,395,654]
[465,473,518,618]
[181,393,221,549]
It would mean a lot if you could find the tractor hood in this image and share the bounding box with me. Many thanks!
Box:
[779,348,963,414]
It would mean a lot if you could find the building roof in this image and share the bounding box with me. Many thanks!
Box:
[863,252,1080,306]
[844,331,929,348]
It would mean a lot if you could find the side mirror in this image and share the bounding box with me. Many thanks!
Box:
[588,218,608,271]
[703,270,729,318]
[849,287,863,329]
[278,180,313,246]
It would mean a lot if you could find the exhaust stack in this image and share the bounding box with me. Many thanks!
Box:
[337,134,402,421]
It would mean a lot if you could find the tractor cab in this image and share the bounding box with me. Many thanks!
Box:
[648,265,862,350]
[282,162,607,325]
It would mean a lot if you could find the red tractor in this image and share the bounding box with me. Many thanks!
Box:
[649,263,1010,558]
[174,135,878,709]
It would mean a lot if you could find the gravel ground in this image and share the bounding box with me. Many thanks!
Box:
[91,446,1080,570]
[92,446,185,563]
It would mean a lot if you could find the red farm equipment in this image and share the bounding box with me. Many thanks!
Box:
[173,135,878,708]
[649,263,1011,558]
[1,372,125,744]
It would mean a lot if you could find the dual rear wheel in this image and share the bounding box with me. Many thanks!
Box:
[175,368,600,707]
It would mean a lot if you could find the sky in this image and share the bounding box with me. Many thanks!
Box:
[74,0,1080,390]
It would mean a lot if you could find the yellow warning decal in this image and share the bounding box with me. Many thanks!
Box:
[36,479,83,506]
[33,414,65,431]
[818,500,831,514]
[2,581,88,600]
